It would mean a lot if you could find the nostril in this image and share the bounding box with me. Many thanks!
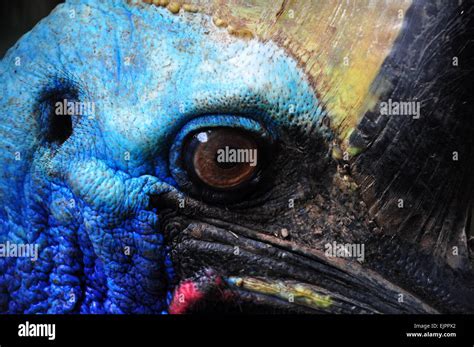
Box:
[37,80,79,145]
[47,109,72,144]
[39,95,74,144]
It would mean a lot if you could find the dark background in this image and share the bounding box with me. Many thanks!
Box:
[0,0,63,58]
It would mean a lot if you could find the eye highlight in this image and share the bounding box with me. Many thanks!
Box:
[184,128,260,190]
[169,116,275,203]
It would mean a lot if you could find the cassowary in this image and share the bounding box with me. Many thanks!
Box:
[0,0,472,313]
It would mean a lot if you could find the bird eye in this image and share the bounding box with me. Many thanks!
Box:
[184,128,260,190]
[169,116,275,203]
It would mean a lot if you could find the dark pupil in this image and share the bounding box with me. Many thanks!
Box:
[188,128,260,190]
[214,148,241,170]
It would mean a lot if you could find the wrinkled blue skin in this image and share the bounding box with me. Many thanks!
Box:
[0,0,323,313]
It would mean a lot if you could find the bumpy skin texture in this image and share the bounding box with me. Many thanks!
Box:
[0,0,322,313]
[1,0,473,314]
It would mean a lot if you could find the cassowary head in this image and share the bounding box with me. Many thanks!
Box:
[0,0,472,314]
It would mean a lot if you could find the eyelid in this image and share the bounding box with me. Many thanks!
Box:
[169,115,272,171]
[168,115,276,203]
[173,115,270,142]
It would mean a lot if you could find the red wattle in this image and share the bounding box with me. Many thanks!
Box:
[169,280,205,314]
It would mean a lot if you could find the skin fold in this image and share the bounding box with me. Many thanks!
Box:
[0,0,472,314]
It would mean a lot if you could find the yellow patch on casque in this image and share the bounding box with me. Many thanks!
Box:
[135,0,411,148]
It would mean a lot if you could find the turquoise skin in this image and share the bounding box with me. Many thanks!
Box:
[0,0,323,313]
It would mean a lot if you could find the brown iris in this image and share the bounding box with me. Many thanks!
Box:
[187,128,259,190]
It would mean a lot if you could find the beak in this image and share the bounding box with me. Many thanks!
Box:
[158,189,439,314]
